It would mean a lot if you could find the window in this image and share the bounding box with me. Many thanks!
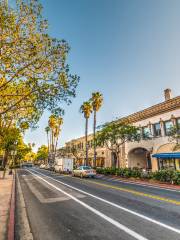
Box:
[153,123,161,137]
[176,159,180,170]
[82,166,91,170]
[142,126,151,139]
[164,120,173,136]
[176,118,180,128]
[158,158,176,170]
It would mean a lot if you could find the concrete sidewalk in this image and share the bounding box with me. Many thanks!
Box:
[0,171,14,240]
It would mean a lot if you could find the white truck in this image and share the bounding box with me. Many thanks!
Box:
[54,157,74,173]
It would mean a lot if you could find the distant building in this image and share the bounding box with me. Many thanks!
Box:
[65,89,180,171]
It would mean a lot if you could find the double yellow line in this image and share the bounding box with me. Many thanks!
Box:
[84,179,180,206]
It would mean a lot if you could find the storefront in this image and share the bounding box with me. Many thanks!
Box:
[152,153,180,170]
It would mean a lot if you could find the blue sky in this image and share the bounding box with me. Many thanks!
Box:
[24,0,180,151]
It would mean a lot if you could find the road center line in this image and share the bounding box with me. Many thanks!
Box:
[29,169,180,235]
[27,170,148,240]
[84,179,180,205]
[96,175,180,193]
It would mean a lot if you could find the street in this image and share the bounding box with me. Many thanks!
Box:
[16,168,180,240]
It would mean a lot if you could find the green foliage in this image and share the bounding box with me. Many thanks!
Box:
[15,140,32,162]
[0,0,79,125]
[152,170,180,184]
[0,127,21,151]
[90,92,103,112]
[9,164,20,169]
[96,122,140,149]
[96,122,140,168]
[80,101,93,119]
[0,166,5,171]
[168,126,180,148]
[36,145,48,161]
[96,167,180,185]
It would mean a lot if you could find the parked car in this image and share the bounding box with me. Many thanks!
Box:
[44,164,50,170]
[21,162,33,168]
[39,164,46,169]
[72,166,96,178]
[54,157,73,173]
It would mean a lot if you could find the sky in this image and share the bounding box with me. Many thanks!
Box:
[24,0,180,151]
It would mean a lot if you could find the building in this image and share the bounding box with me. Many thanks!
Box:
[65,89,180,171]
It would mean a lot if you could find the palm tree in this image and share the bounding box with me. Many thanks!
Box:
[48,115,56,153]
[54,117,63,155]
[45,126,50,154]
[80,101,92,166]
[90,92,103,167]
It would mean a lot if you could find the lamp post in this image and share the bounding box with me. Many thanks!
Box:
[9,149,17,175]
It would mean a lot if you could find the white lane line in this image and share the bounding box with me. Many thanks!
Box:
[27,170,148,240]
[96,176,180,193]
[29,169,180,235]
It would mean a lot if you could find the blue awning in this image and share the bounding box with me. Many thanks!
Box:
[152,152,180,159]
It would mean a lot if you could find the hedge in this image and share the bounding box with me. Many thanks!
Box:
[96,167,180,185]
[9,164,20,169]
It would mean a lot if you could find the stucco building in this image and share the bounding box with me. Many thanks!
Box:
[65,89,180,171]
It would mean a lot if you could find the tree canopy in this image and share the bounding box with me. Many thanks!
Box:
[96,121,140,167]
[0,0,79,127]
[36,145,48,161]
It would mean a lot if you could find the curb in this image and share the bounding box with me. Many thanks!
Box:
[16,170,33,240]
[7,172,15,240]
[97,174,180,190]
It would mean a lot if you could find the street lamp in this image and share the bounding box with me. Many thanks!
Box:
[10,149,17,167]
[9,148,17,175]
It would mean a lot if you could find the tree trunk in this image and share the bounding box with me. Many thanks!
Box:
[116,152,120,169]
[54,136,59,157]
[51,130,54,153]
[47,132,49,153]
[47,132,49,164]
[2,150,8,179]
[93,110,96,168]
[85,117,88,166]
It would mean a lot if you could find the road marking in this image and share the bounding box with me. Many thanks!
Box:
[23,174,85,203]
[29,169,180,235]
[27,170,148,240]
[60,172,180,193]
[84,180,180,205]
[96,175,180,193]
[60,173,180,205]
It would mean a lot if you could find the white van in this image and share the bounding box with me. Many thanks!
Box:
[54,157,73,173]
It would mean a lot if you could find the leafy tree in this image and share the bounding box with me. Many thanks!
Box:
[80,101,93,165]
[24,151,36,162]
[45,126,50,153]
[64,145,85,167]
[0,0,79,125]
[48,115,63,156]
[90,92,103,167]
[169,126,180,150]
[15,139,32,164]
[0,126,21,168]
[36,145,48,161]
[96,122,140,168]
[48,115,57,153]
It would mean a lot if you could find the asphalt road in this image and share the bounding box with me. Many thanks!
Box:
[16,167,180,240]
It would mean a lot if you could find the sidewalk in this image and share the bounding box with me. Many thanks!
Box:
[0,171,14,240]
[97,174,180,190]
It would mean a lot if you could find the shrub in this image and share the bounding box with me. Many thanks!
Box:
[96,167,180,185]
[152,170,174,183]
[9,164,20,169]
[172,171,180,185]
